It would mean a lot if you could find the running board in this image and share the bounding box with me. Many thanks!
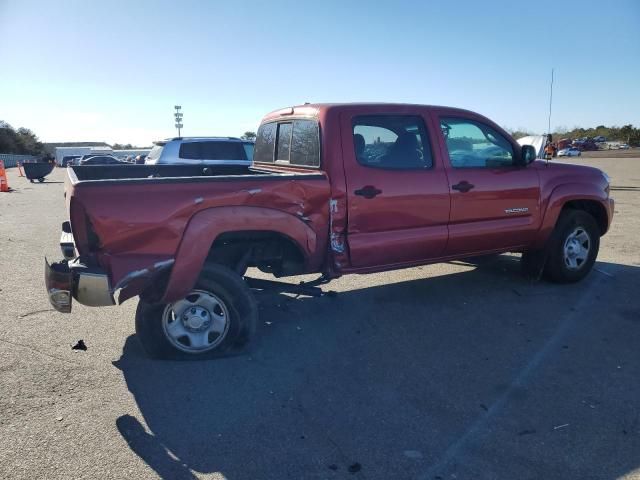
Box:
[244,277,336,298]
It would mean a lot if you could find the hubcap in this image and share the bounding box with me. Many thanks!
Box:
[162,290,230,353]
[563,227,591,271]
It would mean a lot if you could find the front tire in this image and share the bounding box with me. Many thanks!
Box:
[135,263,257,360]
[544,210,600,283]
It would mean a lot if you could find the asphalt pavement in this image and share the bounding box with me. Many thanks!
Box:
[0,157,639,480]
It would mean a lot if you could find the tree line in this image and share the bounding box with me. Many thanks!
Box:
[508,124,640,145]
[0,121,46,156]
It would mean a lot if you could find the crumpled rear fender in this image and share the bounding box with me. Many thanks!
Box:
[161,206,318,302]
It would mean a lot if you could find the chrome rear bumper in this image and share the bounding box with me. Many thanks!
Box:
[45,221,115,313]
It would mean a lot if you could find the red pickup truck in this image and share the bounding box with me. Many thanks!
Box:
[45,103,614,359]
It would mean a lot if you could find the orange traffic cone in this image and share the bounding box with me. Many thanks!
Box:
[0,160,10,192]
[17,162,25,177]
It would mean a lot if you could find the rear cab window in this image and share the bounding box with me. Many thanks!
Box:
[254,119,320,167]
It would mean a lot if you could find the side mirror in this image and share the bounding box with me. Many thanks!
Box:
[521,145,537,165]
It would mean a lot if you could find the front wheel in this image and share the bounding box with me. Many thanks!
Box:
[544,210,600,283]
[135,263,257,360]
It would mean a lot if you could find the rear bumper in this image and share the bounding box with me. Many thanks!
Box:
[45,258,115,313]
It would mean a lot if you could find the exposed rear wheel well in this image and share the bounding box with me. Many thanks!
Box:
[207,231,306,277]
[561,200,608,235]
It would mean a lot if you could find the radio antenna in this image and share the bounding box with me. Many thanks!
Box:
[545,68,554,165]
[547,68,554,136]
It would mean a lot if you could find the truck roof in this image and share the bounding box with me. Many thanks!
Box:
[261,103,480,123]
[159,136,243,142]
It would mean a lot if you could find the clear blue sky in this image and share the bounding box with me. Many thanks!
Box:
[1,0,638,145]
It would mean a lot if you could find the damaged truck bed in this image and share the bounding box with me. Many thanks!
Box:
[56,163,331,306]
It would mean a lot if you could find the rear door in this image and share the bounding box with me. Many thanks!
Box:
[341,109,450,269]
[435,114,541,255]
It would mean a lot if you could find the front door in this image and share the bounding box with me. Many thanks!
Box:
[341,111,450,269]
[436,115,541,256]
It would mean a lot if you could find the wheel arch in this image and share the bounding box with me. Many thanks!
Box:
[533,183,611,249]
[161,206,318,302]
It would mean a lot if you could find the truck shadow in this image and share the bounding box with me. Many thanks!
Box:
[113,255,640,479]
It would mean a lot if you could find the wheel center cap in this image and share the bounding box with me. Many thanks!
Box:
[567,240,581,256]
[183,307,210,331]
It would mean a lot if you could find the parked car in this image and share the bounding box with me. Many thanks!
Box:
[45,103,614,360]
[618,143,630,150]
[558,147,582,157]
[79,155,127,165]
[61,155,81,167]
[145,137,251,166]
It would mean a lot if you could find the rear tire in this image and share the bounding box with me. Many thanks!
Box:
[135,263,257,360]
[544,210,599,283]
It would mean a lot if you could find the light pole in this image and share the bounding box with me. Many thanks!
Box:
[174,105,183,137]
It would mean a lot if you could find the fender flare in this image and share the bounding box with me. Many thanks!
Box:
[161,206,317,302]
[532,182,609,249]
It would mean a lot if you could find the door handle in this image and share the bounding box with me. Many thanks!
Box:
[451,181,475,193]
[354,185,382,199]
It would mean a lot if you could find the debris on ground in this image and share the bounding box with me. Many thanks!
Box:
[71,340,87,351]
[553,423,569,430]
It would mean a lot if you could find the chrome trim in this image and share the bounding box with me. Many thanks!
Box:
[75,272,115,307]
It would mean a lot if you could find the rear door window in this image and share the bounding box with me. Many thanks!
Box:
[179,141,247,160]
[352,115,433,169]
